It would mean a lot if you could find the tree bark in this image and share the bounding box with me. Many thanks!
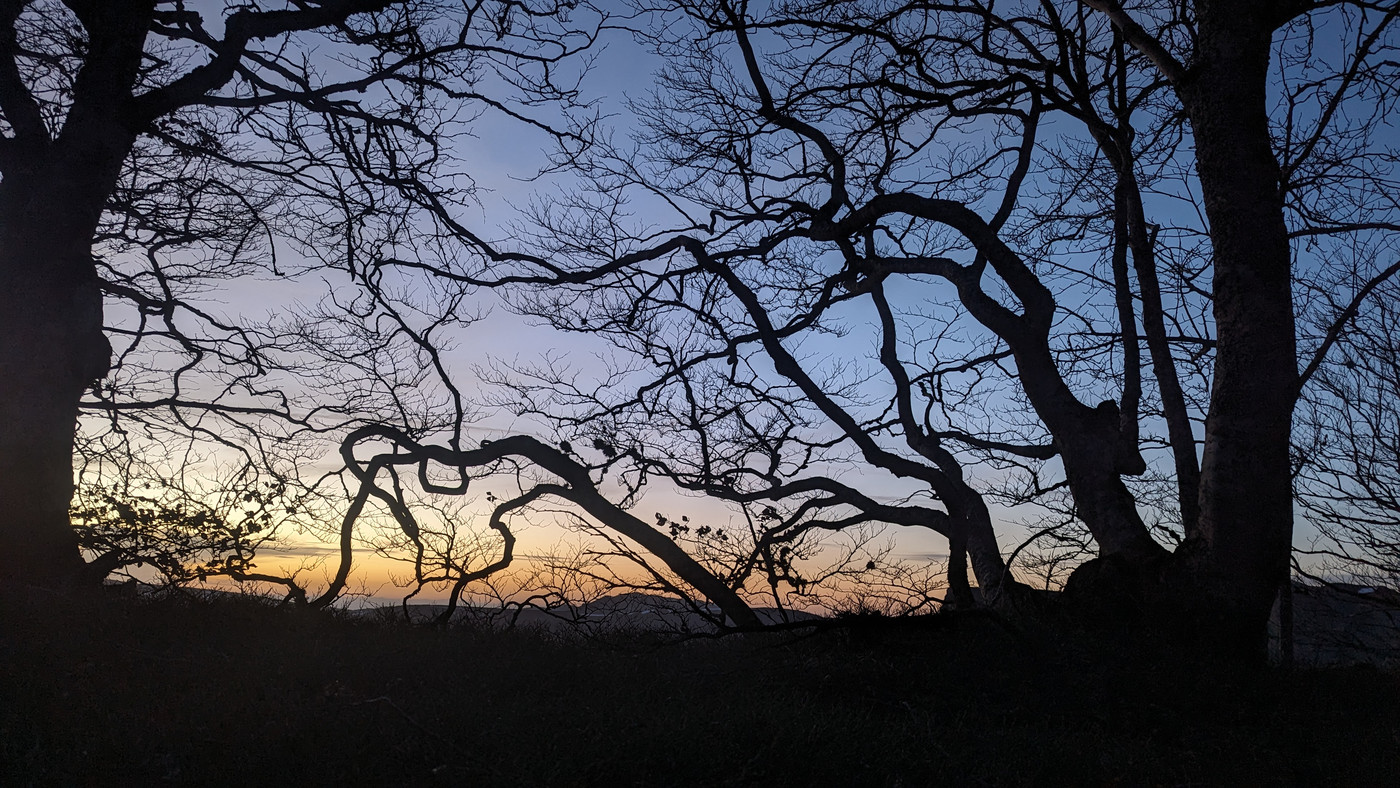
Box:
[0,3,151,585]
[0,144,133,585]
[1176,4,1298,661]
[1012,340,1162,560]
[0,204,110,584]
[962,503,1011,603]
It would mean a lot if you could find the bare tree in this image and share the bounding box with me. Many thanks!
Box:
[1295,276,1400,590]
[0,0,602,585]
[403,0,1400,660]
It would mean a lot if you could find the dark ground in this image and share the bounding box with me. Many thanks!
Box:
[2,588,1397,786]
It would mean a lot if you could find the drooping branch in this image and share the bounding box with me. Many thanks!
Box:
[329,424,762,628]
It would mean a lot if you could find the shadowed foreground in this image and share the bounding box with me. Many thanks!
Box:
[3,590,1397,786]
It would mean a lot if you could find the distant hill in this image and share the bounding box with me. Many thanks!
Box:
[348,591,818,632]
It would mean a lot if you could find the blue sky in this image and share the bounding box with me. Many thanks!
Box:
[93,1,1400,600]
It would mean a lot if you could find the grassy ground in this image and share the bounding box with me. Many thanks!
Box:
[2,589,1397,786]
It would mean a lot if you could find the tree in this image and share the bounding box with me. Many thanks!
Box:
[321,423,763,626]
[0,0,600,585]
[425,0,1399,659]
[1295,273,1400,590]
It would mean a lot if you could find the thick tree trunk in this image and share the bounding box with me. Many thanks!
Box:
[0,1,150,587]
[997,324,1164,562]
[1176,7,1298,661]
[1018,369,1164,561]
[0,219,110,585]
[0,110,135,588]
[0,0,153,587]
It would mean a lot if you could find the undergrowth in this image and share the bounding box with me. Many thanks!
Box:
[2,588,1396,786]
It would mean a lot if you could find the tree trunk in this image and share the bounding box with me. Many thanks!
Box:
[0,110,134,588]
[1176,6,1298,661]
[0,2,150,587]
[943,531,974,610]
[0,216,110,585]
[960,494,1013,601]
[987,312,1164,562]
[943,480,1045,611]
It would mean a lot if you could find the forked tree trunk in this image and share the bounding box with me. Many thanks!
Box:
[944,531,974,609]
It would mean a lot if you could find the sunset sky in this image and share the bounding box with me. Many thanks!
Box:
[137,18,955,604]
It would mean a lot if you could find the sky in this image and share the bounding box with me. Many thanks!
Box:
[87,1,1400,604]
[159,14,975,604]
[96,3,1081,603]
[93,8,787,599]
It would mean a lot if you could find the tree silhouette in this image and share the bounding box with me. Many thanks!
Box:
[5,1,1397,664]
[0,0,600,585]
[319,423,763,626]
[1295,273,1400,590]
[412,0,1398,660]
